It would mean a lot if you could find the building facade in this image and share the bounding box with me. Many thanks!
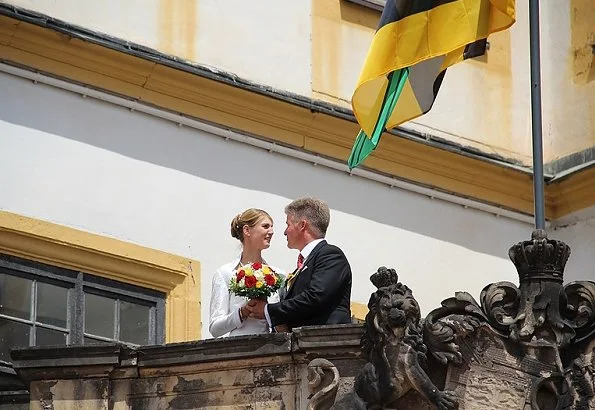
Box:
[0,0,593,394]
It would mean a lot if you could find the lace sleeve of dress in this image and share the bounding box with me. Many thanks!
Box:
[209,267,243,338]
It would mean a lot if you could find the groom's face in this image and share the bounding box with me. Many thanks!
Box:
[284,214,302,250]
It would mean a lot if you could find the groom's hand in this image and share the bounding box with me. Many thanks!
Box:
[247,299,266,320]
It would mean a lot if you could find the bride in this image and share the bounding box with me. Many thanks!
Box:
[209,208,282,337]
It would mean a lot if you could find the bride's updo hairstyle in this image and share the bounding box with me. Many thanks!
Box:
[230,208,272,243]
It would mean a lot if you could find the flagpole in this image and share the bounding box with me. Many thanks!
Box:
[529,0,545,230]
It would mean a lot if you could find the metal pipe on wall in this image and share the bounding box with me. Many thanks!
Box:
[529,0,546,229]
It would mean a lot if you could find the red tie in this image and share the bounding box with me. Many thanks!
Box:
[297,254,304,270]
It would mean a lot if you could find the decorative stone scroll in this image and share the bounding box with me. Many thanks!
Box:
[308,230,595,409]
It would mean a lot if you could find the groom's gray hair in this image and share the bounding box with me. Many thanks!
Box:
[285,197,330,238]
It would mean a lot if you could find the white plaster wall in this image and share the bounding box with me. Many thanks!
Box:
[194,0,311,95]
[549,206,595,283]
[539,0,595,162]
[0,71,548,338]
[4,0,593,164]
[5,0,162,47]
[4,0,312,96]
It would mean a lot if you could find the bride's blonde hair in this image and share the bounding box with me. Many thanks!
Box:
[230,208,272,243]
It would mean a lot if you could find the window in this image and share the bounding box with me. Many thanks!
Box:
[0,253,165,362]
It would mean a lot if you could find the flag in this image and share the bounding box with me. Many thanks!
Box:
[348,0,516,169]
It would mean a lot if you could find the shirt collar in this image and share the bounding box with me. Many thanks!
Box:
[300,238,324,261]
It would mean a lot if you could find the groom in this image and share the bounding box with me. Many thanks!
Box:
[248,197,352,331]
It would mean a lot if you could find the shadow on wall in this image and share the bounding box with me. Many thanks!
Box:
[0,73,531,260]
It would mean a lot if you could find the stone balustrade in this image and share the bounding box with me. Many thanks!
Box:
[8,325,364,410]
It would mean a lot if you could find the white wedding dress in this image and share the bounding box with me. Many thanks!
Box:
[209,257,281,338]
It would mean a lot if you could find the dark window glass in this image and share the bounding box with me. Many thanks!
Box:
[120,301,150,345]
[37,282,68,328]
[0,318,30,361]
[0,273,32,320]
[36,326,68,346]
[84,293,115,338]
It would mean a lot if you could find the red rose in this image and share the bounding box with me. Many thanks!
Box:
[264,274,276,286]
[244,275,257,288]
[252,262,262,270]
[236,270,245,281]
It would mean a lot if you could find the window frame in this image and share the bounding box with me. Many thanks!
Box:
[0,253,165,354]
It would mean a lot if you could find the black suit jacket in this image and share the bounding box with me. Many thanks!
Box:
[268,240,352,330]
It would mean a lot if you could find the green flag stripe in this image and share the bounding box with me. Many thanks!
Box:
[348,71,401,168]
[348,130,373,169]
[372,68,408,142]
[348,68,409,169]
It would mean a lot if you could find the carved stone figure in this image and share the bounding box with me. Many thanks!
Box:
[308,267,457,409]
[423,230,595,409]
[308,230,595,410]
[307,358,340,410]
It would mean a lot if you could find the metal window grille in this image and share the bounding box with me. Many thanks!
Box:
[0,253,165,362]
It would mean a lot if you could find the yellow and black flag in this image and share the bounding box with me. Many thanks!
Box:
[348,0,515,168]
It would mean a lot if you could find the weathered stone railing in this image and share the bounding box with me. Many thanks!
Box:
[10,325,365,410]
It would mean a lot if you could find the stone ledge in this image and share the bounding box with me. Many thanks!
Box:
[8,326,366,409]
[10,325,364,383]
[10,344,134,381]
[137,333,293,368]
[293,323,363,350]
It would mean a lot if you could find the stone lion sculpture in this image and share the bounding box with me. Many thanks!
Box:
[308,267,458,409]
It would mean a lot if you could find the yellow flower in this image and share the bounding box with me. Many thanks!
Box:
[244,267,254,276]
[256,281,263,288]
[262,266,271,274]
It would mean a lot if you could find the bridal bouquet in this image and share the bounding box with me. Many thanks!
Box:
[229,262,283,299]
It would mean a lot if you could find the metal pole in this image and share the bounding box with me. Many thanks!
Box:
[529,0,546,229]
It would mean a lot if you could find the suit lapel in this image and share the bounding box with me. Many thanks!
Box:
[285,240,327,296]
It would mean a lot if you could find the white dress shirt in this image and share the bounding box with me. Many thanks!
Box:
[209,257,281,338]
[298,238,324,264]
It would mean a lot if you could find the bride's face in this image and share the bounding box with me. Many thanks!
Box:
[244,216,274,250]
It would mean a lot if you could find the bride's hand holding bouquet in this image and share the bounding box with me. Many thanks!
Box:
[229,261,283,301]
